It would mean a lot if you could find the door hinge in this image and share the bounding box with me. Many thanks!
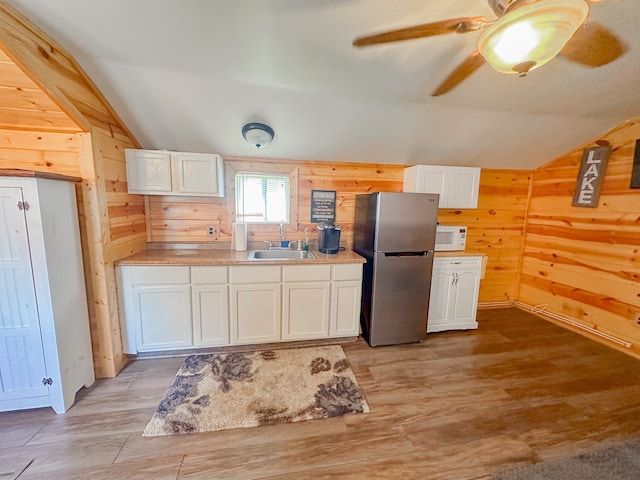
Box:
[42,377,53,386]
[17,200,30,211]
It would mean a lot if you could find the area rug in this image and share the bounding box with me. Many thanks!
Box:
[143,345,369,436]
[492,437,640,480]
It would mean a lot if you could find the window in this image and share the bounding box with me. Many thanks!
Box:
[235,172,290,223]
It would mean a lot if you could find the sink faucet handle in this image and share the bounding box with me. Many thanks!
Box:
[263,241,272,250]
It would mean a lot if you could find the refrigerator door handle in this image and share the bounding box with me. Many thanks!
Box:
[383,251,430,257]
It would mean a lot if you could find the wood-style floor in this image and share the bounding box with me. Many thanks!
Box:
[3,308,640,479]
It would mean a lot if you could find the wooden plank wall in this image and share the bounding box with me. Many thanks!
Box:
[147,157,528,305]
[0,126,145,377]
[519,119,640,358]
[81,127,144,377]
[0,128,80,173]
[439,170,531,305]
[147,158,406,246]
[0,49,82,133]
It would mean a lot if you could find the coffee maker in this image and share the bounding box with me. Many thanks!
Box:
[317,222,341,254]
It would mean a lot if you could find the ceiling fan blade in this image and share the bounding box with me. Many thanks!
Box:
[561,21,627,67]
[431,50,486,96]
[353,17,488,47]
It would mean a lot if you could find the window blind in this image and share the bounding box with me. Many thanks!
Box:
[235,173,290,223]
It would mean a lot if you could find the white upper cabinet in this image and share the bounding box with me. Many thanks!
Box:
[403,165,480,208]
[125,148,225,197]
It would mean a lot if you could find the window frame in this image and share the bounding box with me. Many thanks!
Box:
[225,160,299,236]
[235,172,291,224]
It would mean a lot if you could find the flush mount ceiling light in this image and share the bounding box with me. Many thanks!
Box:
[477,0,590,76]
[242,122,275,149]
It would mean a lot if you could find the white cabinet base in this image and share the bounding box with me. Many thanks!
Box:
[427,256,482,334]
[118,262,363,353]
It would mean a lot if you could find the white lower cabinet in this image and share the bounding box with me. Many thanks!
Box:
[330,264,363,337]
[229,266,281,344]
[282,265,331,341]
[125,266,192,352]
[192,266,229,347]
[117,262,363,353]
[427,256,482,333]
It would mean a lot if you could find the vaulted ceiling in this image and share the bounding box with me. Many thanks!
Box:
[4,0,640,169]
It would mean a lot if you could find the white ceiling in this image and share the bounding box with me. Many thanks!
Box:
[7,0,640,169]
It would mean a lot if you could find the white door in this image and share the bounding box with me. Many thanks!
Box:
[427,269,455,327]
[230,283,281,344]
[172,153,221,195]
[132,284,193,351]
[330,281,361,337]
[282,282,330,340]
[419,166,448,207]
[0,187,49,401]
[448,167,480,208]
[451,270,481,324]
[125,149,172,194]
[192,284,229,346]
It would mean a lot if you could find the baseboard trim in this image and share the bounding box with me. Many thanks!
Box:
[514,301,632,349]
[478,301,515,309]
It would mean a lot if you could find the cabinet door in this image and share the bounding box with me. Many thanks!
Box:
[448,167,480,209]
[427,269,455,331]
[330,281,361,337]
[451,270,481,324]
[172,153,223,196]
[419,166,448,207]
[230,284,281,344]
[192,285,229,346]
[0,186,49,403]
[131,284,192,351]
[125,149,172,194]
[282,282,330,340]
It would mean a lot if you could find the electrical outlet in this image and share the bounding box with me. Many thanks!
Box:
[208,225,218,237]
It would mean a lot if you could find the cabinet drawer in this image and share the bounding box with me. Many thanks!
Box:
[434,256,483,269]
[332,263,363,281]
[230,265,281,284]
[283,264,331,282]
[129,266,190,284]
[191,266,227,284]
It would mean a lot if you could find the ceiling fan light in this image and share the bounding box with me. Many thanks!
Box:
[477,0,589,75]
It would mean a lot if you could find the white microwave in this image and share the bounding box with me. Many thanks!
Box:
[435,225,467,251]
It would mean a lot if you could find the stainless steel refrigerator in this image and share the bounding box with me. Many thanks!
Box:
[353,192,439,346]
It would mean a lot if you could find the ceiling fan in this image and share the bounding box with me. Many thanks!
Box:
[352,0,627,96]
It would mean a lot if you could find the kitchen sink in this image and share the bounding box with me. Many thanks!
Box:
[248,249,316,261]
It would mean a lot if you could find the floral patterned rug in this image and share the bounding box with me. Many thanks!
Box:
[143,345,369,436]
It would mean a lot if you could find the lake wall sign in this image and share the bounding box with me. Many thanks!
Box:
[572,145,611,208]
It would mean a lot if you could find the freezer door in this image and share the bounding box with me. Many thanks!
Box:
[374,192,439,252]
[369,251,434,346]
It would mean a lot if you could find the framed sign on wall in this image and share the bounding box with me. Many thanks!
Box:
[311,190,336,223]
[572,145,611,207]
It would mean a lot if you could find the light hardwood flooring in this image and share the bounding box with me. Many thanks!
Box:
[3,308,640,479]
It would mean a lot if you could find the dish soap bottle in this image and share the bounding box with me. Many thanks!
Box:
[303,227,309,251]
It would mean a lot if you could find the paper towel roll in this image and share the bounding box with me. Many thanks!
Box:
[232,222,247,251]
